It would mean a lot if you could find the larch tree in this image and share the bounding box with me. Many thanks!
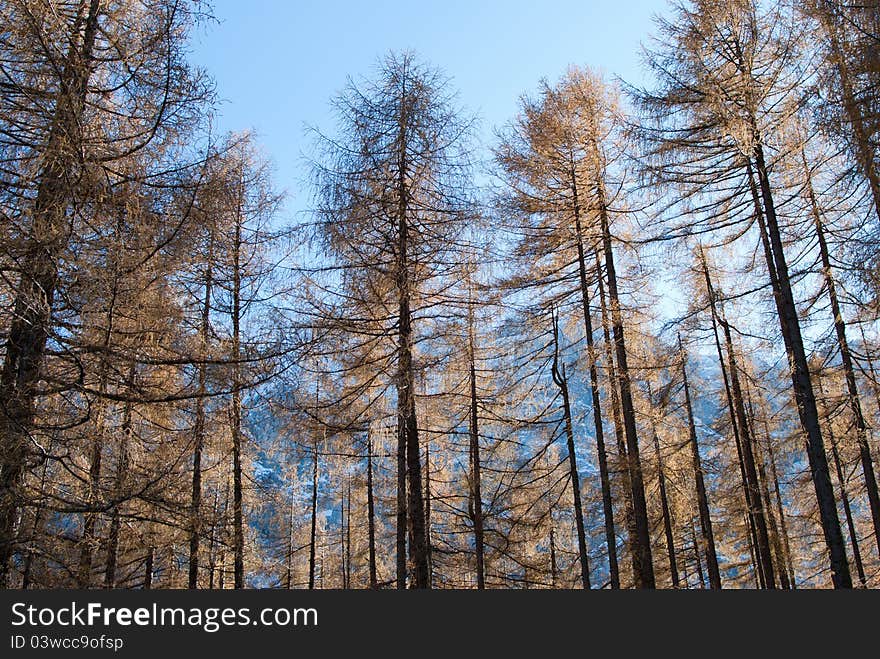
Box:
[311,52,475,589]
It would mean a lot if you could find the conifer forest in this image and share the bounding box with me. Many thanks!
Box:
[3,0,880,590]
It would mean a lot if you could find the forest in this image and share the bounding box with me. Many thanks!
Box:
[1,0,879,590]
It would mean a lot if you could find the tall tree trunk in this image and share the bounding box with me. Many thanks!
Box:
[366,433,378,590]
[690,519,706,590]
[231,186,245,589]
[551,312,591,589]
[467,294,486,590]
[815,376,868,587]
[571,173,619,588]
[396,409,407,588]
[308,445,318,590]
[189,231,214,588]
[285,484,295,589]
[595,249,636,585]
[424,435,432,587]
[764,427,797,589]
[680,339,722,589]
[395,68,428,589]
[549,526,558,589]
[701,252,776,588]
[0,0,102,587]
[346,479,352,588]
[208,489,220,589]
[648,384,679,589]
[218,480,230,590]
[705,271,764,586]
[339,490,346,588]
[104,367,134,589]
[803,146,880,556]
[594,173,654,588]
[748,130,851,588]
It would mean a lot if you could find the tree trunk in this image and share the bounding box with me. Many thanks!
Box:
[231,184,245,589]
[346,479,352,588]
[339,490,346,588]
[748,135,851,587]
[104,369,134,589]
[595,181,654,588]
[424,435,432,587]
[551,311,591,589]
[467,295,486,589]
[680,339,722,589]
[803,146,880,556]
[366,433,378,589]
[190,231,214,588]
[208,489,220,589]
[648,384,679,589]
[308,446,318,590]
[705,271,764,586]
[285,484,295,589]
[395,68,428,589]
[595,249,636,586]
[690,519,706,589]
[571,172,619,588]
[701,252,776,588]
[764,428,797,589]
[815,376,868,587]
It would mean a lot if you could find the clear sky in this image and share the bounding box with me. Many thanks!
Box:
[190,0,670,219]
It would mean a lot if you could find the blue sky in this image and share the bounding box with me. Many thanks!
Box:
[190,0,670,219]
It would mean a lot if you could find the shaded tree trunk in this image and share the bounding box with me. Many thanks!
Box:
[815,376,868,587]
[467,296,486,589]
[551,310,591,589]
[701,252,776,588]
[680,339,722,589]
[231,186,245,589]
[690,519,706,590]
[366,433,378,589]
[648,384,679,589]
[595,249,636,585]
[308,445,318,590]
[395,72,429,589]
[595,185,654,588]
[803,147,880,556]
[705,269,764,587]
[764,428,797,589]
[571,178,619,588]
[749,131,851,588]
[189,231,214,589]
